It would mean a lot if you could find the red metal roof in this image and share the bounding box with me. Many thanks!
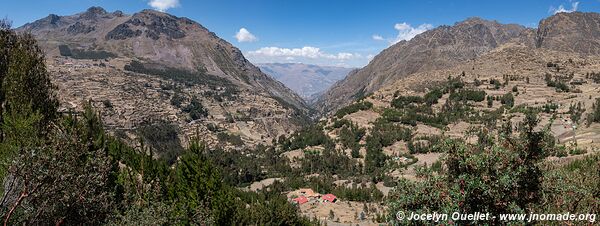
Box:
[292,196,309,205]
[322,194,337,202]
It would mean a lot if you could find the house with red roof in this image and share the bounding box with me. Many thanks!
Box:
[322,194,337,203]
[292,196,309,205]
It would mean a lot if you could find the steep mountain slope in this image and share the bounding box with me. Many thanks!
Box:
[257,63,353,102]
[315,17,533,114]
[18,7,311,155]
[536,12,600,55]
[19,7,307,113]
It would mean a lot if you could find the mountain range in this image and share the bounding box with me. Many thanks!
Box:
[15,7,600,151]
[257,63,353,103]
[315,12,600,114]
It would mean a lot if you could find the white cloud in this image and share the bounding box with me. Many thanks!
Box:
[372,22,433,45]
[372,34,384,41]
[392,22,433,44]
[550,1,579,14]
[148,0,180,12]
[235,28,258,42]
[247,46,359,60]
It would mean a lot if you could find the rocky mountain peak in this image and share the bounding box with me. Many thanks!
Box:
[455,16,490,25]
[86,6,108,15]
[46,14,61,24]
[79,6,110,20]
[105,9,189,41]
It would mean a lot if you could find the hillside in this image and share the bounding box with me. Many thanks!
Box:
[316,12,600,115]
[315,17,532,114]
[258,63,353,102]
[270,43,600,224]
[17,7,311,156]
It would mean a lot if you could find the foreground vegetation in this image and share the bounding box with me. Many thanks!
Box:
[388,112,599,224]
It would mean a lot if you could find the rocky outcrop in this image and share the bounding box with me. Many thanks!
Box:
[67,22,95,34]
[105,24,142,40]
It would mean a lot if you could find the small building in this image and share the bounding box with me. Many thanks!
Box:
[322,194,337,203]
[292,196,309,205]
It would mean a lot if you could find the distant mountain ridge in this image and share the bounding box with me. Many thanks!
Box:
[258,63,353,103]
[315,12,600,114]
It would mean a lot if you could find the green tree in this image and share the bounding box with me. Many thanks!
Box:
[1,104,114,225]
[389,111,548,225]
[0,20,58,133]
[587,98,600,125]
[501,93,514,108]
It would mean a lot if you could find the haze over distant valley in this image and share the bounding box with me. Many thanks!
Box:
[258,63,353,102]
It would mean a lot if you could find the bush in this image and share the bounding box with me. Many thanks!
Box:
[338,122,365,151]
[335,101,373,118]
[568,102,584,123]
[183,96,208,120]
[217,132,244,146]
[391,95,423,108]
[170,92,186,108]
[542,103,558,113]
[500,93,514,108]
[586,72,600,83]
[424,88,443,104]
[545,73,570,92]
[58,45,116,59]
[449,89,486,102]
[490,79,501,89]
[587,98,600,125]
[137,122,184,163]
[281,125,332,151]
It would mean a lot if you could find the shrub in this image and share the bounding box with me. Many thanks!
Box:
[170,92,186,108]
[449,89,486,102]
[58,45,116,59]
[490,79,501,89]
[137,122,184,163]
[335,101,373,118]
[183,96,208,120]
[217,132,244,146]
[424,88,443,104]
[500,93,514,108]
[391,95,423,108]
[587,98,600,125]
[542,103,558,113]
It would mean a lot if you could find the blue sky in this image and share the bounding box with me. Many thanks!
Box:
[1,0,599,67]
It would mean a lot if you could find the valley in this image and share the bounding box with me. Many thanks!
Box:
[0,3,599,226]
